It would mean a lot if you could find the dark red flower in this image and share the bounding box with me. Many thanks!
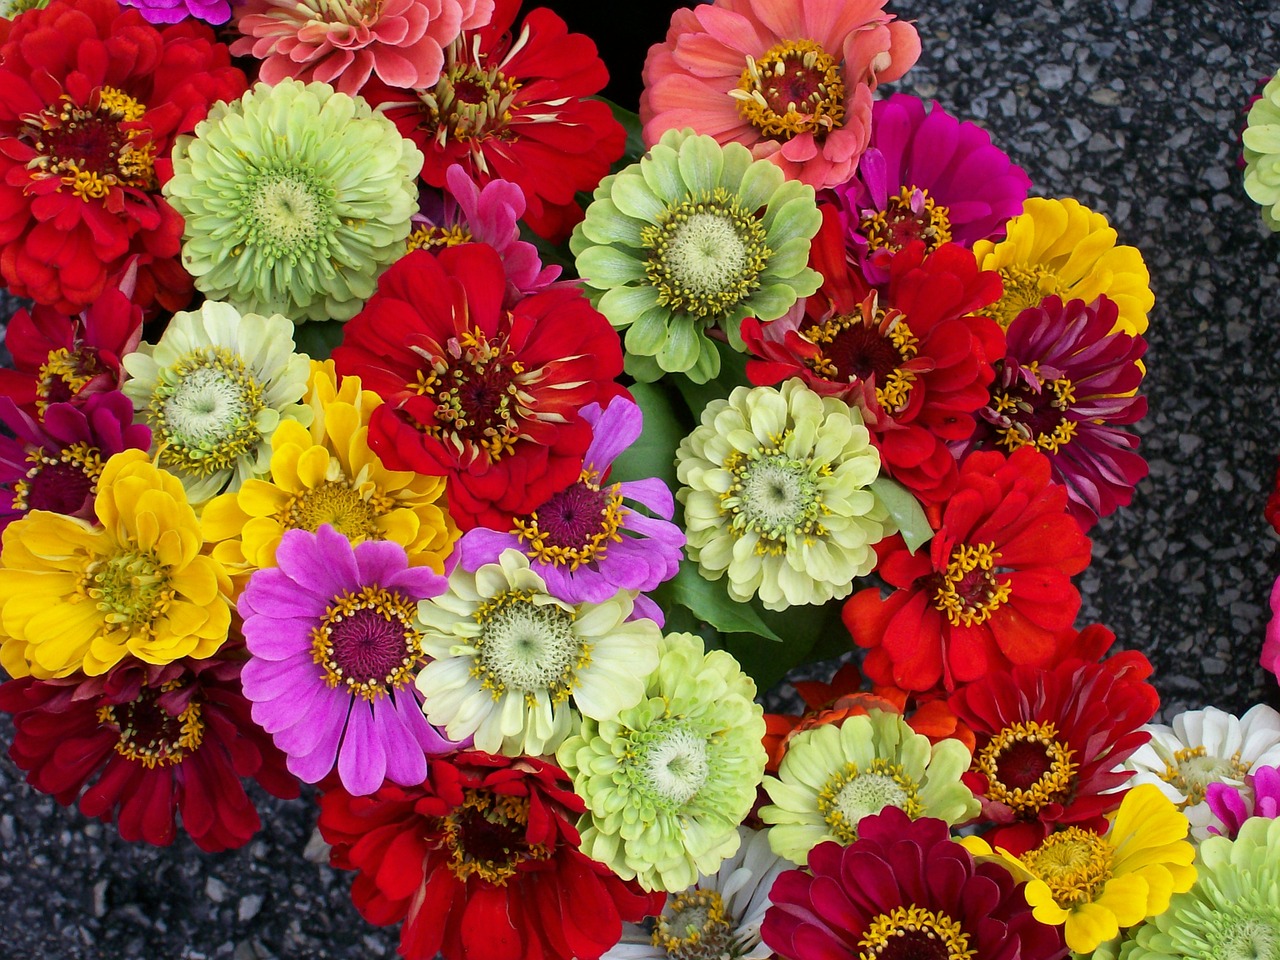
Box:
[742,209,1005,505]
[318,750,664,960]
[762,807,1067,960]
[1265,456,1280,534]
[844,446,1092,694]
[0,653,298,852]
[949,651,1157,855]
[0,0,247,314]
[362,0,625,242]
[332,244,624,531]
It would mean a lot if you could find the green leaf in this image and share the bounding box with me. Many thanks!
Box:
[608,381,688,492]
[871,476,934,554]
[291,319,347,361]
[598,97,646,169]
[652,560,782,643]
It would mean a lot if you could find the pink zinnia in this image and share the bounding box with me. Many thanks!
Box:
[231,0,494,97]
[1265,574,1280,684]
[640,0,921,189]
[1207,765,1280,838]
[238,525,459,796]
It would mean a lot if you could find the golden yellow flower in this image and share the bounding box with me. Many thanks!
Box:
[0,450,233,679]
[962,783,1196,954]
[973,197,1154,335]
[201,361,457,576]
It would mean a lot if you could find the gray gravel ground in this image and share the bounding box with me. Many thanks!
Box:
[4,0,1280,956]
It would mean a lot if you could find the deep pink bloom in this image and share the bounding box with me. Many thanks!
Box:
[118,0,232,26]
[238,525,458,796]
[1265,574,1280,685]
[1207,765,1280,838]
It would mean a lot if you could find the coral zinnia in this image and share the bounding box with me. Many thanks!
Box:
[762,807,1067,960]
[0,654,298,851]
[332,244,624,532]
[0,0,247,314]
[317,751,665,960]
[363,0,624,242]
[640,0,920,190]
[845,446,1092,694]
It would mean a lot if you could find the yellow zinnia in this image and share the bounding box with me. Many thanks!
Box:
[962,783,1196,954]
[973,197,1154,335]
[201,361,457,576]
[0,450,233,679]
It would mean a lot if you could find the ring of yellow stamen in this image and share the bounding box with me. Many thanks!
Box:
[284,479,389,543]
[803,307,921,413]
[976,721,1078,816]
[12,441,105,513]
[719,432,831,556]
[511,469,627,571]
[992,362,1079,454]
[406,223,473,252]
[1158,746,1251,807]
[990,264,1065,329]
[731,39,846,140]
[1019,827,1114,908]
[311,586,424,700]
[818,758,924,845]
[652,889,733,960]
[933,542,1012,627]
[96,680,204,769]
[861,186,954,256]
[469,589,587,707]
[858,905,976,960]
[419,52,523,154]
[36,347,100,412]
[440,789,551,884]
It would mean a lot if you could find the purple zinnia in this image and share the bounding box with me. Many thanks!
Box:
[455,396,684,622]
[833,93,1032,283]
[117,0,231,25]
[0,390,150,531]
[1207,764,1280,838]
[960,294,1148,529]
[238,525,457,796]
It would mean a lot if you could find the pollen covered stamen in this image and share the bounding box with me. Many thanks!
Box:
[932,542,1012,627]
[858,905,975,960]
[406,223,473,252]
[512,469,627,570]
[731,39,846,140]
[652,889,734,960]
[470,589,587,706]
[36,347,102,411]
[803,302,921,412]
[1019,827,1114,908]
[312,585,423,699]
[819,759,923,844]
[82,549,175,634]
[441,789,551,885]
[861,186,954,256]
[96,681,204,769]
[719,433,831,555]
[419,51,523,155]
[12,440,105,515]
[284,479,387,542]
[976,720,1078,816]
[989,362,1079,455]
[992,264,1064,329]
[1159,746,1250,807]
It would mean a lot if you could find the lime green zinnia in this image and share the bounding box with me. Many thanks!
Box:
[760,709,978,866]
[163,79,423,322]
[556,631,767,893]
[676,377,890,611]
[570,128,822,383]
[1245,69,1280,232]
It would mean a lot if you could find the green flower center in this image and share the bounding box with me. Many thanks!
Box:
[1160,746,1250,806]
[638,722,712,808]
[0,0,49,15]
[150,347,268,478]
[643,188,771,319]
[284,480,384,542]
[818,759,922,845]
[234,162,339,264]
[83,549,174,632]
[719,435,830,555]
[652,889,734,960]
[470,589,587,706]
[1204,911,1280,960]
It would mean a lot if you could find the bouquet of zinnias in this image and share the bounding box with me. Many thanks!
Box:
[3,0,1277,957]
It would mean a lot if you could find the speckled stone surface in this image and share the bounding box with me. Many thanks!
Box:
[3,0,1280,956]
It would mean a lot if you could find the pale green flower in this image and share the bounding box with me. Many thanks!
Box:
[0,0,49,16]
[557,632,767,893]
[121,300,312,506]
[570,128,822,383]
[1244,69,1280,231]
[163,79,422,322]
[675,377,890,611]
[415,549,661,758]
[760,709,979,866]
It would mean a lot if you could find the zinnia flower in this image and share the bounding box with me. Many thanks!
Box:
[119,0,231,26]
[1123,704,1280,839]
[331,244,624,532]
[557,632,767,893]
[759,709,978,866]
[965,784,1197,954]
[0,450,233,680]
[415,549,661,757]
[239,526,456,796]
[364,0,624,242]
[317,751,665,960]
[972,197,1154,335]
[640,0,921,189]
[163,79,423,323]
[571,129,822,382]
[1265,574,1280,686]
[1244,68,1280,231]
[0,654,298,851]
[762,807,1067,960]
[845,446,1093,694]
[1206,764,1280,838]
[963,295,1148,528]
[0,0,247,314]
[455,396,684,611]
[833,93,1032,283]
[121,301,313,507]
[0,391,151,530]
[232,0,491,96]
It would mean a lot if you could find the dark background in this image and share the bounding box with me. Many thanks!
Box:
[4,0,1280,956]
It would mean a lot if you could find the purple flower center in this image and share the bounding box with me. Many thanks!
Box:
[537,482,612,549]
[311,587,422,699]
[987,367,1077,455]
[512,472,626,569]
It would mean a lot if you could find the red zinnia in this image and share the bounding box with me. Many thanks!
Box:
[844,446,1092,694]
[742,209,1005,505]
[332,244,624,531]
[0,653,298,852]
[949,650,1158,855]
[0,0,247,314]
[362,0,625,242]
[318,751,664,960]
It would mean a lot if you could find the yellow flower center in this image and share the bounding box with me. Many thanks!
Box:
[25,86,156,200]
[932,542,1012,627]
[12,441,104,516]
[441,789,550,885]
[36,347,102,412]
[991,264,1064,329]
[990,364,1078,455]
[96,681,204,769]
[719,433,831,556]
[1159,746,1250,807]
[803,306,920,412]
[858,905,975,960]
[652,889,734,960]
[975,720,1078,816]
[861,186,954,257]
[1020,826,1114,908]
[419,51,523,146]
[818,758,923,845]
[731,39,846,140]
[406,223,473,252]
[311,586,423,700]
[81,549,175,634]
[511,469,627,570]
[470,589,587,707]
[284,479,387,543]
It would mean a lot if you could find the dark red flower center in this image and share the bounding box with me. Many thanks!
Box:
[419,56,522,143]
[861,186,954,256]
[97,683,204,769]
[37,346,104,410]
[975,720,1078,816]
[12,442,104,517]
[442,789,550,884]
[803,309,920,412]
[995,737,1055,789]
[24,86,157,199]
[734,39,846,140]
[987,366,1077,455]
[858,905,973,960]
[929,542,1012,627]
[312,587,423,698]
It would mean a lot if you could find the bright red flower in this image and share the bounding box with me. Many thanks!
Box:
[318,751,664,960]
[0,0,247,314]
[362,0,625,242]
[949,650,1158,855]
[742,208,1005,505]
[332,245,624,532]
[0,653,298,852]
[844,446,1092,694]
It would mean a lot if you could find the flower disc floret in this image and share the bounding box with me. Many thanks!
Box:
[1244,69,1280,231]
